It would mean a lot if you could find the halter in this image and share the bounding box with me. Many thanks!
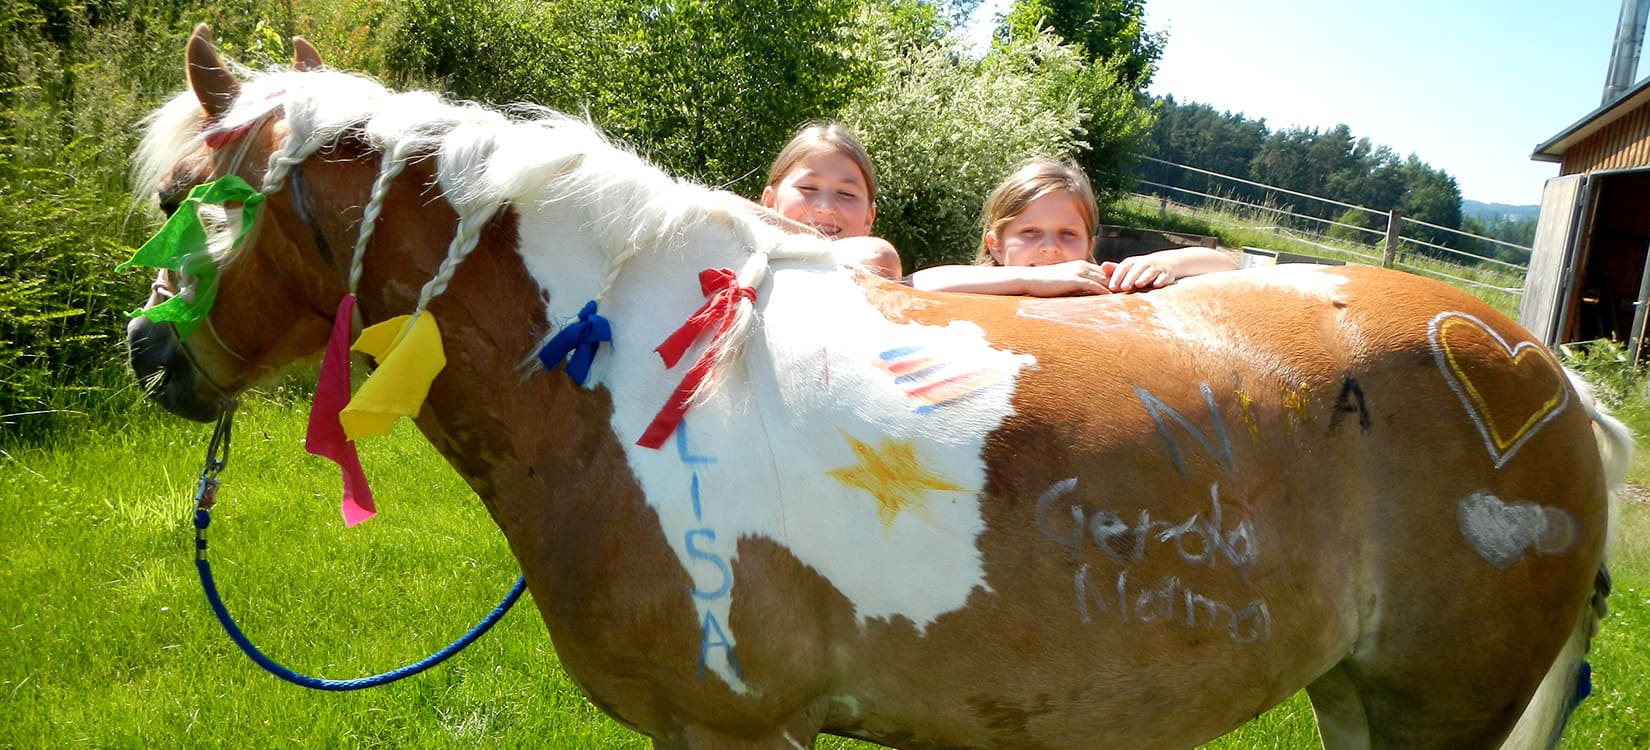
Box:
[146,273,247,400]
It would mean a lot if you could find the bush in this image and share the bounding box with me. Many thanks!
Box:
[842,19,1127,267]
[0,0,309,442]
[1559,339,1650,438]
[1325,207,1375,244]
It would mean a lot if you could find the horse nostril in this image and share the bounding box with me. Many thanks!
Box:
[126,318,221,423]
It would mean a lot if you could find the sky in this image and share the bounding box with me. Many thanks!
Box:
[966,0,1636,207]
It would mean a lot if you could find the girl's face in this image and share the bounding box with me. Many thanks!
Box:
[762,151,875,239]
[986,190,1092,266]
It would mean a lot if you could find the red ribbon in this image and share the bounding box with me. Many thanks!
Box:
[637,268,755,448]
[305,294,377,525]
[203,121,257,149]
[200,90,286,148]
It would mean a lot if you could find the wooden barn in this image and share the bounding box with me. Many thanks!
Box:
[1521,1,1650,359]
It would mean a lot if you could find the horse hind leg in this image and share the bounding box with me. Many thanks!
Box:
[1305,587,1601,750]
[1305,659,1520,750]
[1500,581,1601,750]
[1305,665,1371,750]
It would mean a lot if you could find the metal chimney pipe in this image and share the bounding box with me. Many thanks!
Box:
[1604,0,1650,104]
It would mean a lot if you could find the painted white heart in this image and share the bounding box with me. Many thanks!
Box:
[1456,490,1576,569]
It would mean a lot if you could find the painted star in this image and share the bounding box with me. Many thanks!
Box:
[827,431,964,528]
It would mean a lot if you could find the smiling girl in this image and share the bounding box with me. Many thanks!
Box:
[761,121,903,280]
[909,159,1235,295]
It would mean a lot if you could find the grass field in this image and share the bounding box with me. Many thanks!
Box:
[3,388,1647,748]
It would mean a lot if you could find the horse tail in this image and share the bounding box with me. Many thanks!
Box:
[1499,368,1633,750]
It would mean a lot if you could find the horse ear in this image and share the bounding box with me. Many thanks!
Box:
[292,36,324,72]
[186,23,240,119]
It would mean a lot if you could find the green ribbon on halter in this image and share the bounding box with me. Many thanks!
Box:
[118,175,265,339]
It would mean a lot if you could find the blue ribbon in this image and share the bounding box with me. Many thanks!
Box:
[537,301,611,386]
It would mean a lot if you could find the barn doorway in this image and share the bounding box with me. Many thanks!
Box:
[1521,169,1650,361]
[1568,171,1650,354]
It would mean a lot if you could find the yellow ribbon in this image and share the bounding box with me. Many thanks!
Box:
[341,313,446,441]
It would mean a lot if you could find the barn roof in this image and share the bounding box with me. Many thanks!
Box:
[1533,75,1650,162]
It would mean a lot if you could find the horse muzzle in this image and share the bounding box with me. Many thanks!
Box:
[127,316,230,422]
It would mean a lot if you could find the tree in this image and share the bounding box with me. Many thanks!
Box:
[387,0,870,188]
[1144,97,1266,204]
[998,0,1162,91]
[1396,155,1464,255]
[988,1,1156,205]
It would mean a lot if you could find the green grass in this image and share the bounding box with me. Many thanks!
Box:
[4,392,1647,748]
[1,394,631,748]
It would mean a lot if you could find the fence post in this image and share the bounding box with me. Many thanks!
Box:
[1382,209,1403,268]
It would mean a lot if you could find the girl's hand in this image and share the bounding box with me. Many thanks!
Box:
[1102,247,1239,292]
[1101,258,1175,292]
[1021,260,1113,297]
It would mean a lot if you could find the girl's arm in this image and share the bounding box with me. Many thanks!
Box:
[908,260,1111,296]
[1104,247,1238,292]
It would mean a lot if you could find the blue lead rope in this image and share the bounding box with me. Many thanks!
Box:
[191,403,526,691]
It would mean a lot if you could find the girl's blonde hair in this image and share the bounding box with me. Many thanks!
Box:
[764,120,878,205]
[975,158,1099,265]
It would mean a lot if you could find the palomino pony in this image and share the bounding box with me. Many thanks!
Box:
[129,28,1630,749]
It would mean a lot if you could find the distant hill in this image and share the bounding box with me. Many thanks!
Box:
[1462,199,1540,223]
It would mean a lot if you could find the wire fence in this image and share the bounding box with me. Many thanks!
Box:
[1130,156,1532,298]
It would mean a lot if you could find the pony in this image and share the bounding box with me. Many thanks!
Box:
[128,26,1630,749]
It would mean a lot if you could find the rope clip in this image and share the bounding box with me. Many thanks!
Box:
[193,400,238,514]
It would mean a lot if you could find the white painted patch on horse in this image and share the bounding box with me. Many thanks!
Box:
[1180,263,1352,298]
[1129,267,1354,383]
[1457,490,1578,569]
[832,694,862,718]
[741,266,1034,620]
[585,236,1031,689]
[1015,297,1144,332]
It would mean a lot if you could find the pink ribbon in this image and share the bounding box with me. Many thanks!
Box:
[305,294,376,526]
[637,268,755,449]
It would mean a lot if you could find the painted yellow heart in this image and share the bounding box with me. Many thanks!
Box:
[1428,312,1570,469]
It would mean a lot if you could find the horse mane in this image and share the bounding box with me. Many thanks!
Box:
[134,62,836,397]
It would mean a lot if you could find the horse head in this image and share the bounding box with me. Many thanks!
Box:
[128,23,553,427]
[128,26,364,421]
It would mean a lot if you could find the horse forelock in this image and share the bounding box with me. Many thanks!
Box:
[133,92,209,203]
